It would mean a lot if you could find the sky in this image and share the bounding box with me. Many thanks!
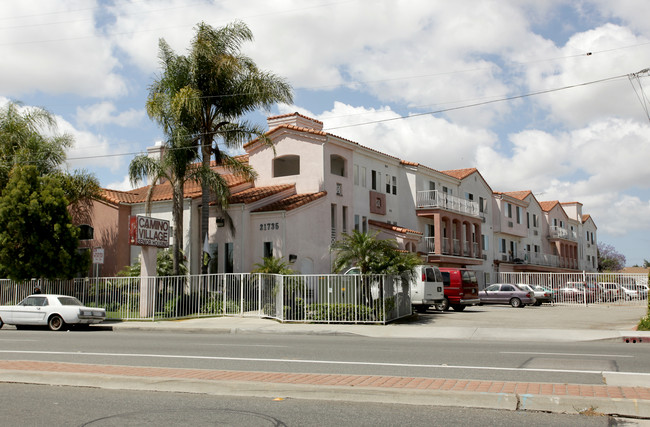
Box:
[1,0,649,266]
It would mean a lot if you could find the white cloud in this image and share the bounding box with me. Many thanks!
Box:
[76,102,145,128]
[0,1,127,98]
[106,174,137,191]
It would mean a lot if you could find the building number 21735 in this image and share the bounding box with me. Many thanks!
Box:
[260,222,280,231]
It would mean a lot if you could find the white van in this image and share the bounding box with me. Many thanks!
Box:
[408,265,445,313]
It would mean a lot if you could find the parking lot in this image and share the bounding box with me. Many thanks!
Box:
[413,302,648,331]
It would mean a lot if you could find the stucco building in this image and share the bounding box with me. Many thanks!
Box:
[77,113,598,284]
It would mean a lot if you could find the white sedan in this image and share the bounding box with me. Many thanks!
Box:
[0,294,106,331]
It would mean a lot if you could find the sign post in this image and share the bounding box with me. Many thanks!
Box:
[129,215,171,317]
[92,247,104,278]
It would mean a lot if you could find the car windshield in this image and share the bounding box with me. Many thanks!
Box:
[57,296,83,306]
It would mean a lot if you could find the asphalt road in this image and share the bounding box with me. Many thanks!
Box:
[0,328,648,386]
[0,383,631,427]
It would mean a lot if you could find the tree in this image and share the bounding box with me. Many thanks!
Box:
[331,230,421,275]
[252,256,294,274]
[129,127,202,275]
[147,21,293,273]
[118,248,188,277]
[0,166,89,280]
[597,242,626,272]
[644,259,650,268]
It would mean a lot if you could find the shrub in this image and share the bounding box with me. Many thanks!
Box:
[201,296,239,315]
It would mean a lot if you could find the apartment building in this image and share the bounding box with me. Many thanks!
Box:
[80,112,598,280]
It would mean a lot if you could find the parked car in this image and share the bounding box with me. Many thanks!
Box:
[532,285,556,303]
[598,282,622,302]
[407,265,445,313]
[559,282,597,303]
[619,283,649,301]
[516,284,551,305]
[0,294,106,331]
[436,268,480,312]
[479,283,535,307]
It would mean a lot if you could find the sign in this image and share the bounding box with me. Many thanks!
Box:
[129,215,170,248]
[92,247,104,264]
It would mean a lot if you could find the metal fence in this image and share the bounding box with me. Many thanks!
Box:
[497,272,649,305]
[0,273,412,324]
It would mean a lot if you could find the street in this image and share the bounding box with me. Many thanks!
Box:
[0,328,648,386]
[0,383,634,426]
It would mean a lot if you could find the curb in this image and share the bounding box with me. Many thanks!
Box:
[1,370,648,418]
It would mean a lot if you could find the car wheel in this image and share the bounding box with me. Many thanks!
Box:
[435,298,450,311]
[48,315,65,331]
[451,304,466,312]
[510,298,522,308]
[534,301,542,306]
[0,317,3,329]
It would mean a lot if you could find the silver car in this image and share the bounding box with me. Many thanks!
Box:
[479,283,536,308]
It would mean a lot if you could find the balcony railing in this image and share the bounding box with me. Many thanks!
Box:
[416,190,480,217]
[548,226,576,241]
[424,236,481,259]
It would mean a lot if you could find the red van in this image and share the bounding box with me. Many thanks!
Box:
[435,268,480,311]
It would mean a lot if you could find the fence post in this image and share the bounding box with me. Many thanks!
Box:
[257,273,262,317]
[583,270,587,306]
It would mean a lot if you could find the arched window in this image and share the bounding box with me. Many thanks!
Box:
[273,155,300,177]
[330,154,346,177]
[78,224,94,240]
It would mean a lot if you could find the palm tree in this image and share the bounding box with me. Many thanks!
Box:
[128,126,205,276]
[147,21,293,273]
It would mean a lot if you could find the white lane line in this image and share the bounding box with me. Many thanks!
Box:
[1,350,648,377]
[500,351,634,358]
[196,344,288,348]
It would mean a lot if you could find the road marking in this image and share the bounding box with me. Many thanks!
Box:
[1,350,648,377]
[196,344,288,348]
[500,351,634,358]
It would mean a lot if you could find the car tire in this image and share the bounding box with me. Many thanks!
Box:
[0,317,3,329]
[510,298,522,308]
[435,298,450,312]
[48,315,65,331]
[451,304,465,312]
[414,305,429,313]
[534,301,542,306]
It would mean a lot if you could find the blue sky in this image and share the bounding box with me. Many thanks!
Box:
[1,1,650,266]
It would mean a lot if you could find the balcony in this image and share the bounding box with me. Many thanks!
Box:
[423,236,481,259]
[548,226,576,241]
[417,190,480,217]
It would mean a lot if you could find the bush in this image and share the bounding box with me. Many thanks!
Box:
[638,300,650,331]
[201,295,239,315]
[306,303,376,322]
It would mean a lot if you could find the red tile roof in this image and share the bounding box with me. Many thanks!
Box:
[368,219,423,235]
[99,173,249,205]
[441,168,478,180]
[539,200,560,212]
[225,184,295,205]
[267,112,323,124]
[495,190,533,201]
[252,192,327,212]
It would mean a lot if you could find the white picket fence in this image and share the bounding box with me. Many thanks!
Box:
[497,272,649,305]
[0,273,413,324]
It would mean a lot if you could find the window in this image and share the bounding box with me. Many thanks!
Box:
[371,170,377,190]
[354,165,359,185]
[263,242,273,258]
[78,224,94,240]
[354,214,360,231]
[499,238,506,253]
[506,203,512,218]
[465,192,474,201]
[385,174,390,193]
[225,242,234,273]
[331,204,337,237]
[516,206,522,224]
[427,224,435,237]
[479,196,486,214]
[362,216,368,233]
[392,176,397,195]
[273,155,300,177]
[361,167,367,187]
[553,218,558,227]
[533,214,539,227]
[342,206,348,233]
[482,234,488,251]
[330,155,346,177]
[429,181,436,191]
[534,245,540,253]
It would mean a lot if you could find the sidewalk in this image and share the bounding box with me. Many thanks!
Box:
[0,359,648,418]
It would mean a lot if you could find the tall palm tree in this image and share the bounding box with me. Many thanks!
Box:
[128,127,204,276]
[147,21,293,273]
